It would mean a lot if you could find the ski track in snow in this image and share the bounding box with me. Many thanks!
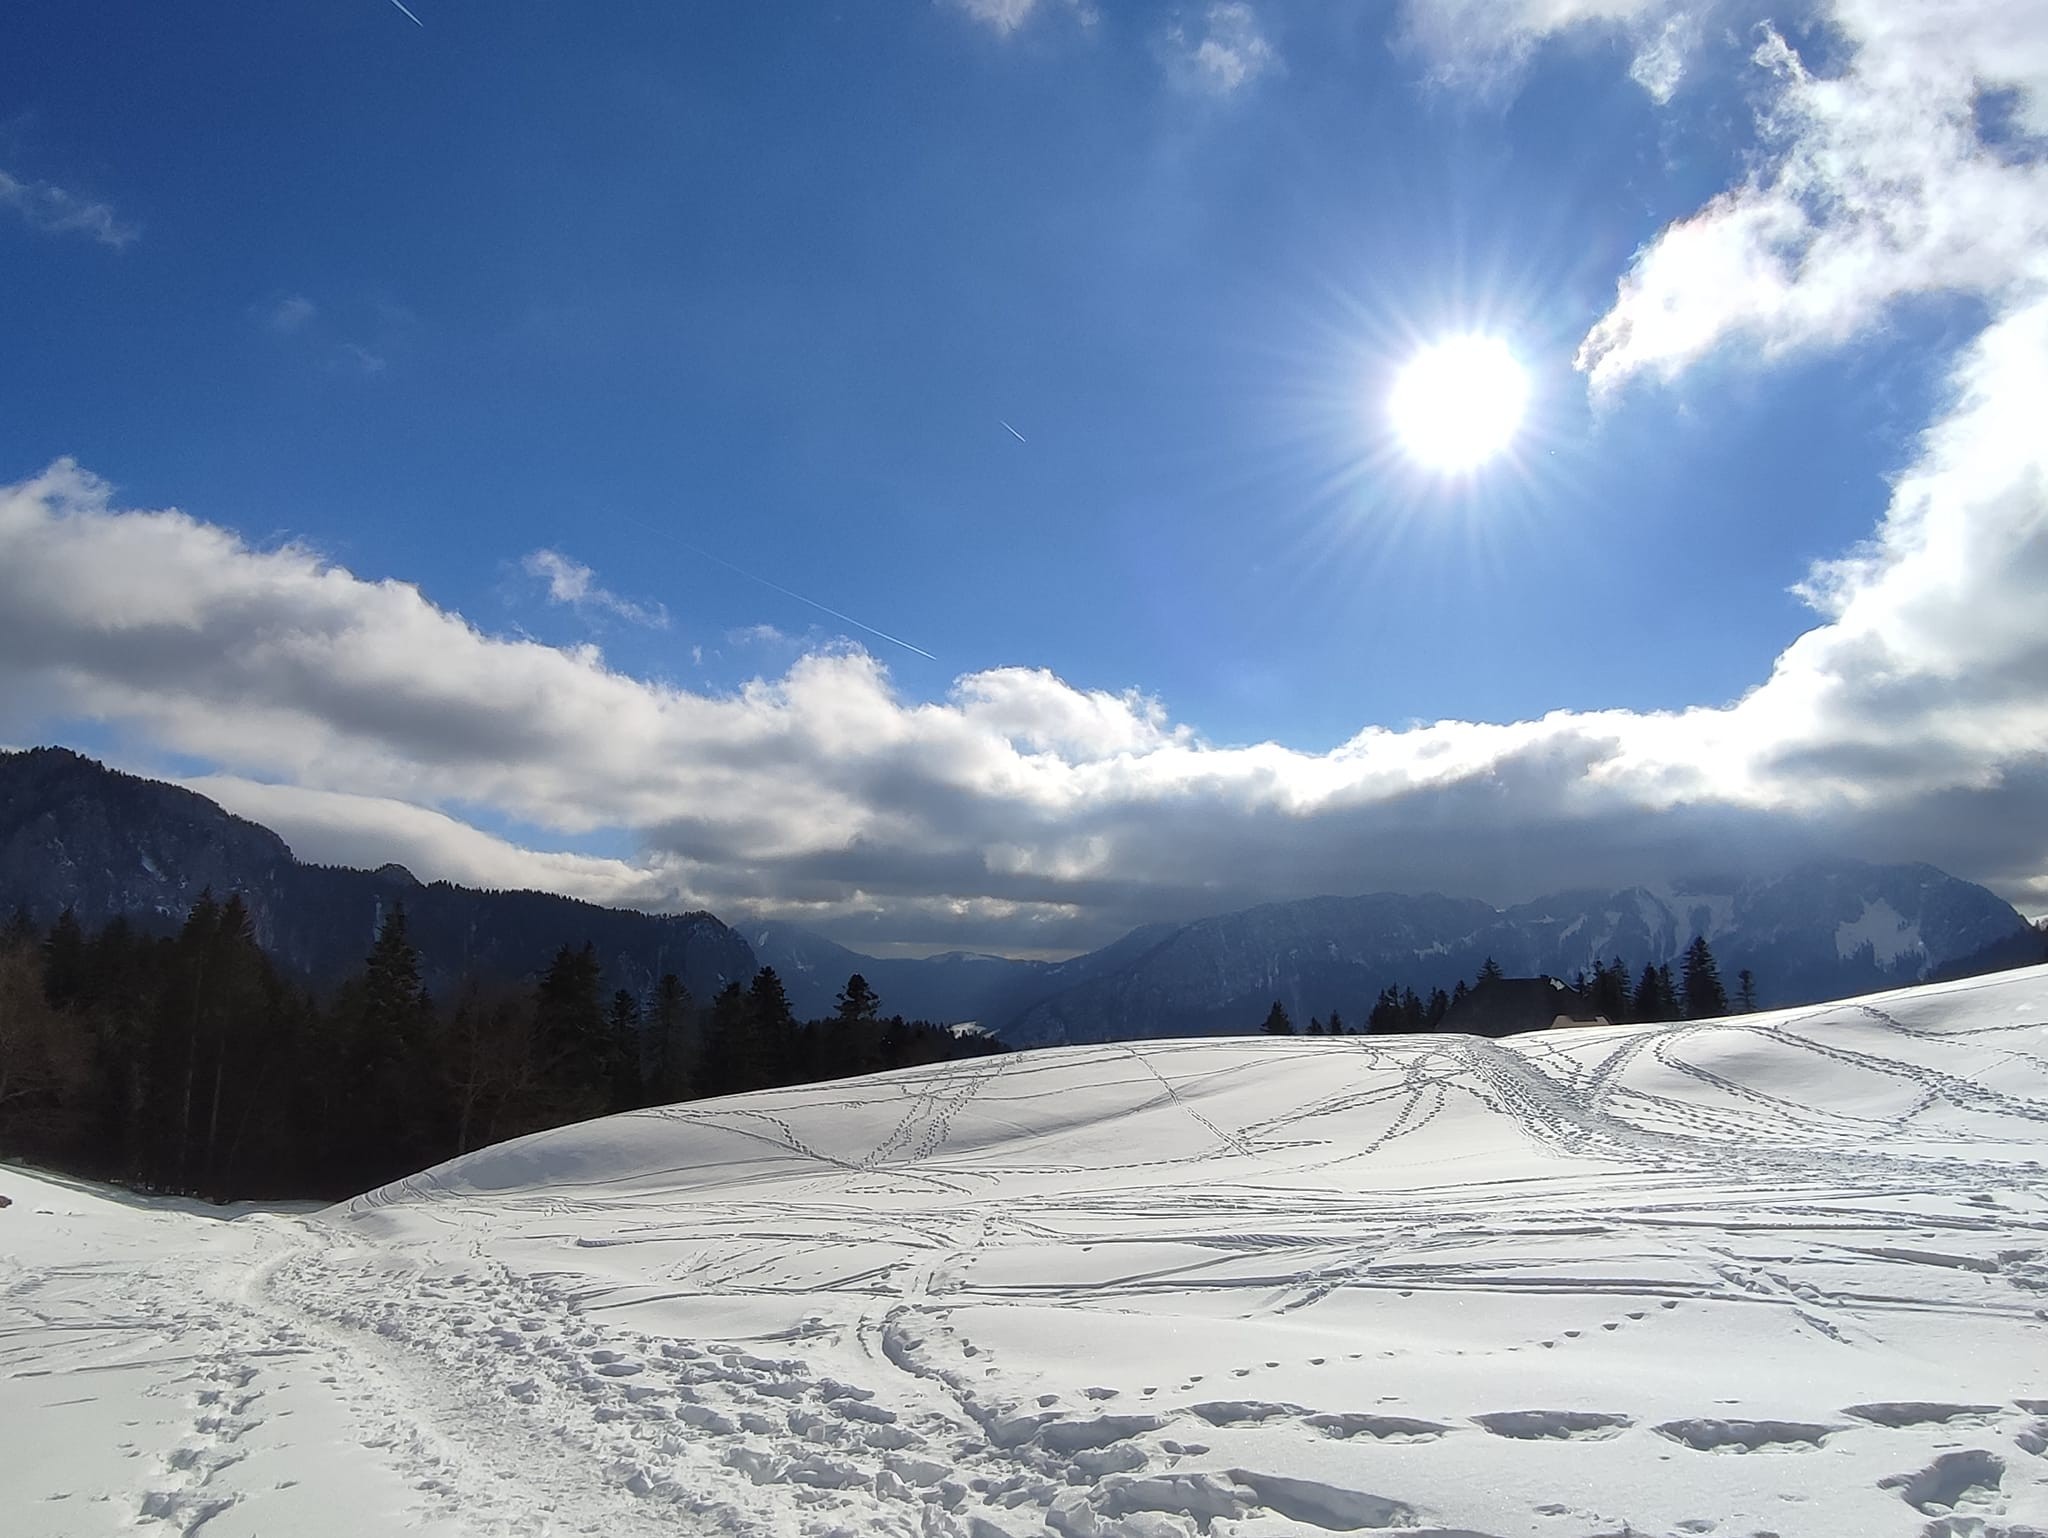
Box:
[6,967,2048,1536]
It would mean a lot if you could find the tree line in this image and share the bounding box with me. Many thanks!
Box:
[0,896,1000,1202]
[1256,938,1755,1035]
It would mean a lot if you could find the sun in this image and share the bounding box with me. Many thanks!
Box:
[1387,335,1529,473]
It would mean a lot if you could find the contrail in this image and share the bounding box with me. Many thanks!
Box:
[1001,419,1027,444]
[620,514,938,662]
[385,0,424,24]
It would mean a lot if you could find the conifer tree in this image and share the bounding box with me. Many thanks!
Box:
[0,918,89,1157]
[1736,969,1758,1013]
[532,942,609,1111]
[645,973,695,1102]
[606,989,643,1107]
[1632,961,1678,1023]
[1478,956,1505,982]
[1260,1000,1294,1035]
[42,908,87,1009]
[1368,987,1402,1033]
[159,893,274,1189]
[1680,936,1729,1019]
[748,967,797,1089]
[1400,987,1425,1033]
[700,980,751,1097]
[1589,957,1630,1022]
[834,973,881,1023]
[1326,1009,1345,1036]
[327,901,439,1184]
[439,976,537,1156]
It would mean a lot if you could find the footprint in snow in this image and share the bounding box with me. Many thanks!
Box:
[1474,1410,1632,1441]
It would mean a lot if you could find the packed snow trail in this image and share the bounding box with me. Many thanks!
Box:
[6,968,2048,1537]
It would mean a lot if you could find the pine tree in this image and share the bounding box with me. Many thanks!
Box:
[1400,987,1425,1033]
[321,901,441,1186]
[157,893,274,1191]
[1368,987,1402,1033]
[1736,969,1758,1013]
[1326,1009,1345,1036]
[1589,957,1630,1022]
[42,908,87,1009]
[361,903,427,1043]
[1260,1000,1294,1035]
[606,990,643,1106]
[834,973,881,1024]
[748,967,798,1089]
[1478,956,1505,982]
[1632,961,1674,1023]
[1306,1016,1324,1035]
[532,942,610,1111]
[438,976,537,1156]
[1425,987,1450,1028]
[645,973,695,1102]
[1680,937,1728,1019]
[0,917,90,1158]
[700,981,752,1097]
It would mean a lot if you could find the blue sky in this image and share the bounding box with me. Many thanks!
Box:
[3,0,2044,953]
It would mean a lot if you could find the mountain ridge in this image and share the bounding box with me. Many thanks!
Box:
[3,746,2037,1042]
[0,746,755,1004]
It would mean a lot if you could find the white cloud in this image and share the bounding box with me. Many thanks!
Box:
[264,295,318,334]
[943,0,1093,38]
[947,0,1038,34]
[337,341,388,376]
[1627,10,1698,103]
[1167,3,1280,96]
[952,668,1186,759]
[523,548,670,630]
[2,447,2044,951]
[1402,0,1683,96]
[1577,1,2048,390]
[254,294,406,376]
[0,167,138,248]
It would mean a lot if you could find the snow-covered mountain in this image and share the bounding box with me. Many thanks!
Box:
[9,966,2046,1536]
[1002,867,2034,1046]
[762,867,2032,1045]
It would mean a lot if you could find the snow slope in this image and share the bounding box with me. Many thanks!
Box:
[7,968,2048,1538]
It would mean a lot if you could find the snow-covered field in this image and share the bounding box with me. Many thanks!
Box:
[7,969,2048,1538]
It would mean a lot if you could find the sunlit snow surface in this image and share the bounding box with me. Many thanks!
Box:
[7,969,2048,1537]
